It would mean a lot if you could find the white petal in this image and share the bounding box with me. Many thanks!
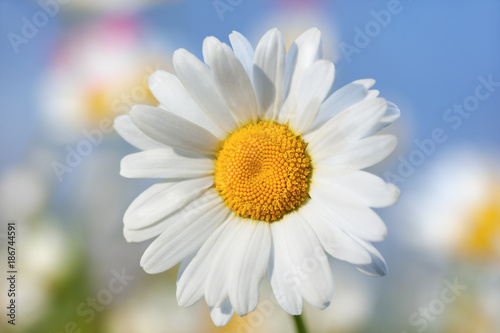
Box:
[210,299,234,327]
[279,27,324,123]
[228,220,271,316]
[124,216,173,243]
[382,101,401,124]
[268,213,334,314]
[368,100,401,135]
[120,148,214,179]
[352,236,388,277]
[229,31,255,80]
[124,189,219,243]
[124,224,160,243]
[204,218,246,308]
[288,60,335,133]
[130,105,220,155]
[177,253,194,283]
[315,170,400,208]
[210,43,259,125]
[252,28,286,121]
[124,177,213,230]
[314,134,398,170]
[305,98,387,158]
[114,115,165,150]
[173,49,238,133]
[299,201,388,275]
[268,219,302,315]
[203,36,221,65]
[310,79,377,132]
[177,219,233,307]
[148,70,225,139]
[204,218,271,316]
[298,202,372,265]
[309,183,387,242]
[140,199,230,274]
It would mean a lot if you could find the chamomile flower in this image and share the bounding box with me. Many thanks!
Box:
[39,16,163,142]
[115,27,400,327]
[404,148,500,261]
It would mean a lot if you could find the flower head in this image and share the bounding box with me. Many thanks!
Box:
[39,16,162,142]
[404,148,500,261]
[115,27,400,327]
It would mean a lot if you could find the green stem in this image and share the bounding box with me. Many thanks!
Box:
[292,314,309,333]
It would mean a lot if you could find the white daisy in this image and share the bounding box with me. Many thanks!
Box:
[39,16,164,142]
[115,27,400,327]
[402,148,500,261]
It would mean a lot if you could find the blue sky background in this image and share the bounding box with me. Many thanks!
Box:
[0,1,499,332]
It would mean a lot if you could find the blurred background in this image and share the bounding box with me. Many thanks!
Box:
[1,0,499,332]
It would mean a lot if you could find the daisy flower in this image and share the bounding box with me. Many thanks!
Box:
[39,16,164,142]
[403,148,500,261]
[115,27,400,327]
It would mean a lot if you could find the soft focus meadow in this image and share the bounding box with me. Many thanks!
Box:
[1,0,500,332]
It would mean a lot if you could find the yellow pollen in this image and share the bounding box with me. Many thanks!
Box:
[214,121,311,222]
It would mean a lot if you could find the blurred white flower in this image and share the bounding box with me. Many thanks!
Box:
[1,219,77,331]
[21,220,74,282]
[38,16,167,142]
[0,165,47,221]
[403,147,500,260]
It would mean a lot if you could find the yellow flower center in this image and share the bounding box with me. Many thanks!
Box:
[214,121,311,222]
